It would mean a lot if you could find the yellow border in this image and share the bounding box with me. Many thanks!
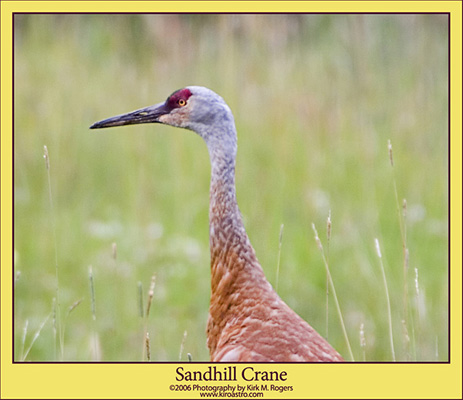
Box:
[1,0,461,13]
[2,1,462,399]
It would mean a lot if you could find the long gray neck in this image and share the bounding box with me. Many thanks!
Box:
[204,131,245,251]
[202,123,268,282]
[200,122,272,358]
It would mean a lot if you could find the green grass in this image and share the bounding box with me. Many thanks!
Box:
[13,14,448,362]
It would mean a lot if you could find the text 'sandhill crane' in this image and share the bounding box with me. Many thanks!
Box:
[91,86,344,362]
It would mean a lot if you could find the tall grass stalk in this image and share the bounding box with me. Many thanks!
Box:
[52,297,57,359]
[141,275,156,360]
[414,267,422,321]
[111,242,119,316]
[325,212,332,339]
[146,275,156,319]
[312,223,354,361]
[388,140,412,359]
[43,145,63,359]
[137,280,144,359]
[375,238,396,361]
[179,330,188,361]
[275,224,284,292]
[359,322,366,361]
[21,313,51,361]
[20,319,28,361]
[145,332,151,362]
[413,266,422,358]
[62,299,82,356]
[401,319,411,360]
[89,265,96,321]
[88,265,100,360]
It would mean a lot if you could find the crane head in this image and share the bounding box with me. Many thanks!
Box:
[90,88,193,130]
[90,86,234,135]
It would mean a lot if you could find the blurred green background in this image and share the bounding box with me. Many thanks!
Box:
[13,14,448,362]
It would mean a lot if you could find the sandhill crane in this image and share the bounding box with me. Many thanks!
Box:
[91,86,343,362]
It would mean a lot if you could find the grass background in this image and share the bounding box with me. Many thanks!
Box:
[13,14,448,362]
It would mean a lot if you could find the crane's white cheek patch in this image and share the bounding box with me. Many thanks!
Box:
[159,109,190,128]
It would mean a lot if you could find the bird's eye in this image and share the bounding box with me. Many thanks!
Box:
[178,99,187,107]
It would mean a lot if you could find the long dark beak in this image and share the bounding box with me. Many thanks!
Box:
[90,101,169,129]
